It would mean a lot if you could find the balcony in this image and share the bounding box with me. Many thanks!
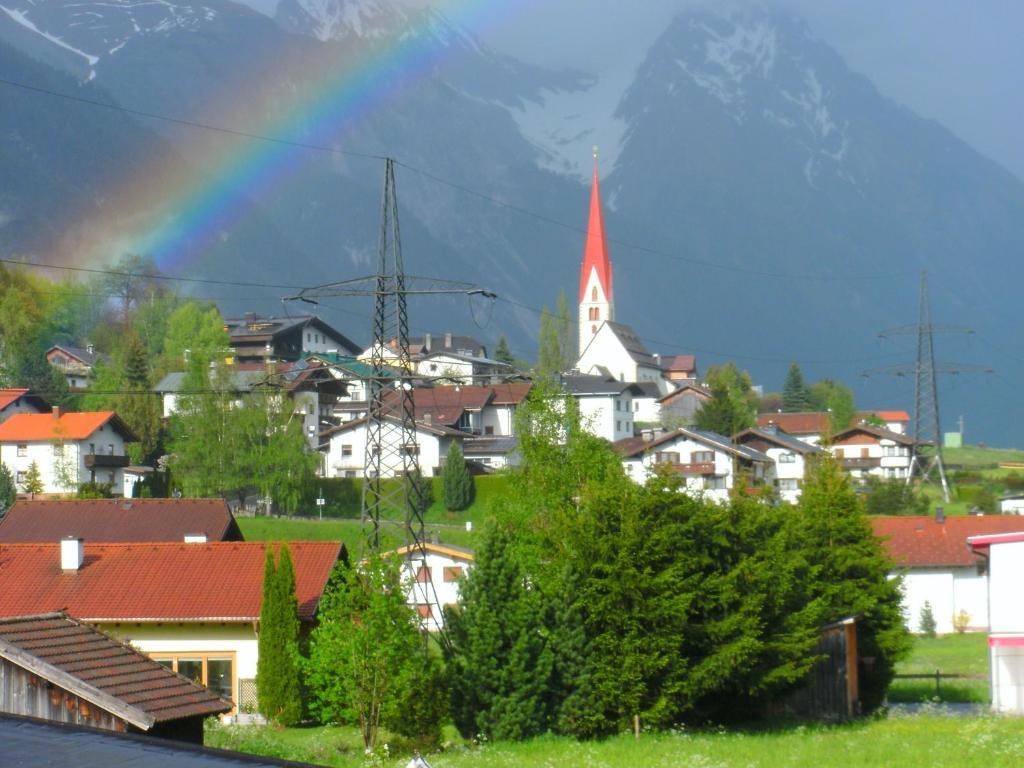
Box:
[671,461,716,476]
[83,453,130,469]
[840,457,880,471]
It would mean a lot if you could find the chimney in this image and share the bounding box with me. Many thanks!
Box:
[444,332,453,349]
[52,405,61,419]
[935,507,945,525]
[423,412,432,425]
[61,537,84,571]
[424,333,432,352]
[86,343,95,355]
[244,312,257,323]
[184,533,208,544]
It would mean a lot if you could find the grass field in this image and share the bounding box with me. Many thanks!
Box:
[238,516,479,556]
[944,445,1024,468]
[889,633,989,704]
[206,713,1024,768]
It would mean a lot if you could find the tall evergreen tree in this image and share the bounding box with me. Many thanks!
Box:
[442,443,474,512]
[0,462,16,515]
[257,543,302,725]
[782,362,813,412]
[445,523,555,741]
[793,454,911,712]
[494,335,515,366]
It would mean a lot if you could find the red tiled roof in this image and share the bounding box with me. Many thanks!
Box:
[0,613,230,726]
[489,383,532,405]
[833,423,915,446]
[870,515,1024,567]
[0,411,133,442]
[662,355,696,372]
[0,389,29,411]
[870,410,911,422]
[0,499,242,544]
[0,541,344,622]
[756,412,830,435]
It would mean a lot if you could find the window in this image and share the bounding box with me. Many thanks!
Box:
[704,476,727,490]
[416,604,433,619]
[443,566,464,582]
[16,444,27,457]
[416,565,431,584]
[484,425,494,436]
[108,443,114,455]
[616,420,621,432]
[16,471,25,484]
[655,451,680,464]
[591,287,597,301]
[634,402,639,412]
[52,443,64,457]
[860,448,869,458]
[691,451,714,463]
[341,444,353,457]
[345,470,356,478]
[778,452,795,463]
[150,653,235,705]
[403,444,420,456]
[307,332,311,343]
[778,478,799,491]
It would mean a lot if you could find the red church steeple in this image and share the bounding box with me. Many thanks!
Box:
[578,152,613,303]
[578,148,614,356]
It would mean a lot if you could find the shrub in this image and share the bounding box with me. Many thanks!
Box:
[952,609,971,634]
[77,481,114,499]
[442,444,475,512]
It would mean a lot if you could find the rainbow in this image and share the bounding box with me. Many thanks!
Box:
[61,1,533,274]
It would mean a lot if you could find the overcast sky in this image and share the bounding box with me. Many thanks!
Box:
[242,0,1024,179]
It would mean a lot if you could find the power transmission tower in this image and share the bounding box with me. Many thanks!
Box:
[865,271,990,502]
[286,158,493,637]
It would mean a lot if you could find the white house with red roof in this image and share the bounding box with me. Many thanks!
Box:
[968,531,1024,712]
[830,423,914,481]
[320,415,466,478]
[386,542,475,632]
[870,514,1024,634]
[0,540,344,714]
[0,409,136,496]
[733,425,823,502]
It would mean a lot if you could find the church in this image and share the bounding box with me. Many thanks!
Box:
[573,152,687,395]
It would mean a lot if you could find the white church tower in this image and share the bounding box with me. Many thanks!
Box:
[578,148,614,357]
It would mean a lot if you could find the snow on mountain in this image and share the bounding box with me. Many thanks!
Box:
[0,0,221,79]
[275,0,408,42]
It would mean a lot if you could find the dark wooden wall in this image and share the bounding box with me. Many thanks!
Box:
[0,657,125,733]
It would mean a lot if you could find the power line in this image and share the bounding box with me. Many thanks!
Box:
[2,75,915,283]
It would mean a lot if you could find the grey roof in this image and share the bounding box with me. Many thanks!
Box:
[604,322,660,368]
[419,350,512,368]
[463,436,518,455]
[153,370,269,394]
[633,382,663,399]
[47,345,108,367]
[320,414,467,439]
[560,373,643,396]
[682,427,771,463]
[408,334,487,357]
[225,315,361,355]
[0,714,312,767]
[733,426,824,455]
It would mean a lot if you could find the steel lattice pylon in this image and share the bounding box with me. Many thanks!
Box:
[867,271,990,503]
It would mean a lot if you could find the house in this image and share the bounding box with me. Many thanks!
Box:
[0,498,243,543]
[0,389,48,424]
[733,425,823,502]
[658,383,711,427]
[870,514,1024,634]
[631,382,664,425]
[614,427,773,503]
[0,539,344,713]
[0,613,230,743]
[830,423,914,481]
[463,436,519,471]
[401,383,532,437]
[45,345,108,390]
[320,415,465,478]
[661,354,698,384]
[967,531,1024,713]
[858,410,911,435]
[370,333,510,385]
[153,368,270,420]
[306,352,402,423]
[0,409,137,496]
[560,373,641,442]
[577,321,665,386]
[223,313,361,364]
[999,494,1024,515]
[386,542,475,631]
[756,411,832,446]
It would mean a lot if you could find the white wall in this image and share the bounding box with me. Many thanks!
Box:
[480,404,515,436]
[899,567,989,634]
[578,268,612,362]
[400,549,473,632]
[1000,498,1024,515]
[765,447,807,503]
[620,433,736,503]
[577,392,633,442]
[987,539,1024,713]
[323,421,450,478]
[415,355,475,384]
[0,423,128,495]
[632,395,661,424]
[577,323,636,383]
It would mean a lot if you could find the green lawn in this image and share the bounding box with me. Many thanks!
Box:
[944,445,1024,468]
[207,714,1024,768]
[889,633,989,704]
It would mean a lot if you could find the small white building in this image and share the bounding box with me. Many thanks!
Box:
[320,415,464,478]
[830,423,914,481]
[999,495,1024,515]
[733,425,823,502]
[561,374,641,443]
[614,427,773,504]
[0,409,136,496]
[968,531,1024,713]
[387,542,475,631]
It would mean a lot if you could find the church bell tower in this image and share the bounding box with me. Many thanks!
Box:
[578,147,614,358]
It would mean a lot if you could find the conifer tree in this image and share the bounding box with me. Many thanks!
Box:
[793,453,911,712]
[445,523,555,740]
[257,543,302,725]
[494,335,515,366]
[22,460,43,497]
[0,462,16,515]
[782,362,813,412]
[442,443,474,512]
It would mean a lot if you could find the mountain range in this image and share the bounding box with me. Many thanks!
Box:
[0,0,1021,444]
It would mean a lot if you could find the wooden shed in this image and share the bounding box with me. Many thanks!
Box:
[770,617,860,721]
[0,613,231,744]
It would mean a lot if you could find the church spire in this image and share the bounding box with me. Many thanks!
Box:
[577,147,614,357]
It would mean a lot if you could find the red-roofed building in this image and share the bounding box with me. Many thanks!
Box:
[0,409,136,497]
[662,355,698,383]
[859,410,912,435]
[0,540,345,712]
[0,389,48,424]
[756,412,831,445]
[870,514,1024,634]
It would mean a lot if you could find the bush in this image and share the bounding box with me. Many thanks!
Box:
[919,601,937,638]
[77,482,114,499]
[953,609,971,634]
[864,477,928,516]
